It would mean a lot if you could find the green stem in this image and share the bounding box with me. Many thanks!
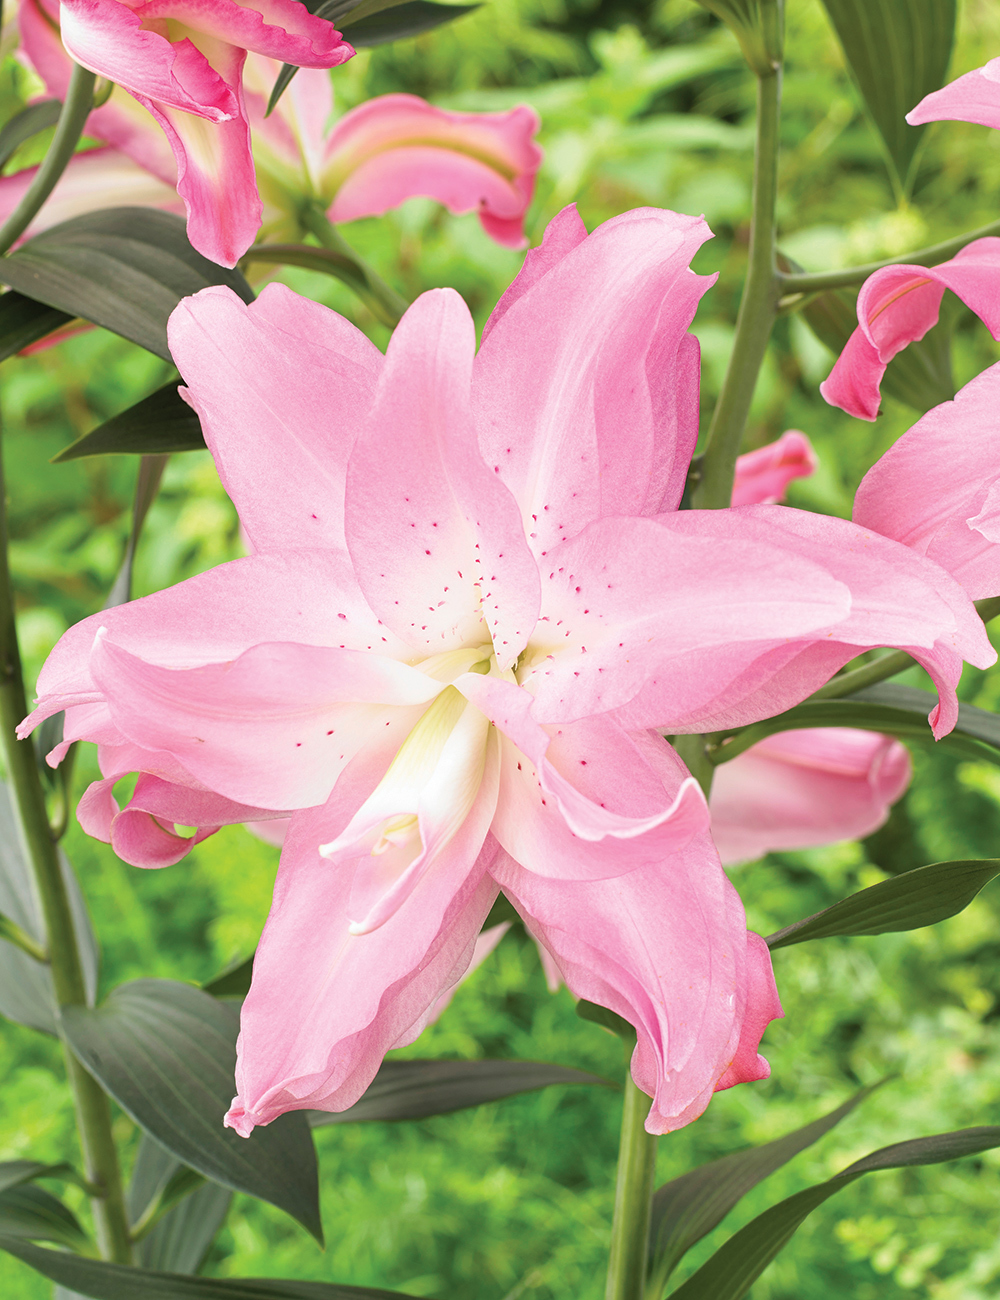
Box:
[691,59,782,509]
[671,733,715,797]
[809,649,913,701]
[778,217,1000,296]
[605,1074,658,1300]
[0,62,95,257]
[0,432,132,1263]
[300,206,408,328]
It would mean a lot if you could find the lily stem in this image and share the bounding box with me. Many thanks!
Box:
[0,61,95,257]
[691,54,782,509]
[0,427,132,1263]
[301,206,408,329]
[605,1074,659,1300]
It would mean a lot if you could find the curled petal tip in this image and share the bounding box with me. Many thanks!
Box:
[223,1102,255,1138]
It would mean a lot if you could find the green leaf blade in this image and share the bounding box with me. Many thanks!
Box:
[0,1186,89,1251]
[53,383,205,461]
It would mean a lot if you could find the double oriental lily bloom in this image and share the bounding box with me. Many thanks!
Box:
[21,206,995,1137]
[18,0,354,266]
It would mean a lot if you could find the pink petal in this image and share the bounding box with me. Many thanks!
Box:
[226,792,499,1134]
[821,238,1000,420]
[492,834,782,1134]
[243,56,332,184]
[0,147,182,245]
[710,728,911,865]
[457,672,709,881]
[481,203,588,342]
[731,430,817,506]
[245,817,290,847]
[907,57,1000,130]
[323,96,541,249]
[87,631,442,810]
[168,284,383,550]
[854,360,1000,599]
[139,0,353,66]
[473,207,715,556]
[344,288,540,667]
[534,507,994,737]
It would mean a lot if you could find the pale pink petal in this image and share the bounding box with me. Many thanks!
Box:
[474,208,715,555]
[87,631,442,809]
[245,817,290,847]
[457,672,709,880]
[710,728,912,865]
[322,96,541,249]
[244,56,332,184]
[907,56,1000,130]
[0,148,182,244]
[854,360,1000,599]
[821,238,1000,420]
[345,288,540,667]
[168,284,383,551]
[481,203,588,342]
[421,922,511,1028]
[731,430,817,506]
[526,507,993,736]
[492,835,782,1134]
[226,790,499,1134]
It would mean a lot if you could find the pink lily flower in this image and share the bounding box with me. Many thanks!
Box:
[710,728,911,865]
[907,55,1000,132]
[243,58,542,249]
[819,237,1000,420]
[20,206,994,1136]
[854,360,1000,601]
[19,0,353,266]
[730,429,817,506]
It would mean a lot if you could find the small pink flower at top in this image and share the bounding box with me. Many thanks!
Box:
[730,430,817,506]
[7,8,542,259]
[20,206,994,1138]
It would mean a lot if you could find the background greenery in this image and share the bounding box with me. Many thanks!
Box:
[3,0,1000,1295]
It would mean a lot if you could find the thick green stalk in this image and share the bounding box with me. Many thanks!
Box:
[0,436,132,1263]
[300,206,408,328]
[691,58,782,509]
[605,1075,659,1300]
[0,61,96,256]
[778,217,1000,296]
[671,733,715,797]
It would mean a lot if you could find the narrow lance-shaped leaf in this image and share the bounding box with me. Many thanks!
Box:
[127,1134,232,1275]
[0,1186,90,1251]
[817,0,957,195]
[105,454,171,608]
[668,1126,1000,1300]
[0,1162,85,1196]
[767,858,1000,950]
[307,1057,612,1126]
[61,979,323,1243]
[241,245,404,329]
[0,100,62,171]
[0,290,74,364]
[0,1238,424,1299]
[0,209,253,361]
[646,1083,883,1295]
[53,383,205,461]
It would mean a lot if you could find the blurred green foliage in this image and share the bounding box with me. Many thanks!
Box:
[3,0,1000,1297]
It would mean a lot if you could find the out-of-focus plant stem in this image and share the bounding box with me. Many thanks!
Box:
[0,428,132,1264]
[692,5,783,510]
[0,61,95,256]
[605,1075,658,1300]
[300,206,408,328]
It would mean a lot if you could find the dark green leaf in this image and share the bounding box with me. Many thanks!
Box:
[61,980,322,1243]
[240,244,404,328]
[647,1084,880,1294]
[0,1238,423,1298]
[715,682,1000,768]
[0,782,98,1034]
[668,1126,1000,1300]
[308,1057,611,1126]
[0,290,73,362]
[53,383,204,461]
[201,953,254,999]
[767,858,1000,950]
[575,999,636,1043]
[0,209,253,361]
[0,1162,80,1195]
[347,1,477,47]
[800,287,955,414]
[0,1187,89,1251]
[0,100,62,172]
[128,1134,231,1275]
[818,0,957,194]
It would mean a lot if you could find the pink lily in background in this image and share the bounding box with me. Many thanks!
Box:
[8,6,541,258]
[907,54,1000,131]
[20,205,995,1138]
[19,0,353,265]
[729,429,816,506]
[710,728,911,865]
[819,237,1000,420]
